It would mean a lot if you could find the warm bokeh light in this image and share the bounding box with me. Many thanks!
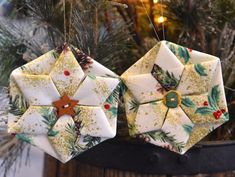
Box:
[153,0,158,3]
[157,16,166,23]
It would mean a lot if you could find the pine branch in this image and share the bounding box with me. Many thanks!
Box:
[71,0,136,74]
[0,138,30,177]
[146,131,185,153]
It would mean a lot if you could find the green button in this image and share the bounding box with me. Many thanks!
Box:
[164,90,181,108]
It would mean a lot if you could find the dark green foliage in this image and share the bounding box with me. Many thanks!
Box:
[65,123,101,157]
[119,81,128,96]
[166,42,190,64]
[71,0,136,74]
[109,107,118,116]
[41,108,57,128]
[129,100,139,113]
[212,0,235,28]
[40,107,58,137]
[210,85,220,106]
[195,107,214,115]
[146,131,185,153]
[195,85,220,115]
[195,85,229,121]
[178,46,190,63]
[16,134,32,143]
[47,130,59,137]
[9,95,29,116]
[182,124,193,135]
[83,135,101,149]
[0,42,27,86]
[167,42,176,55]
[106,85,120,104]
[65,123,85,157]
[181,97,195,108]
[194,64,208,76]
[65,123,76,136]
[151,64,179,90]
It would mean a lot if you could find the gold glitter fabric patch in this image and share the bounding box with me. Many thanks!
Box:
[8,45,120,163]
[121,40,229,154]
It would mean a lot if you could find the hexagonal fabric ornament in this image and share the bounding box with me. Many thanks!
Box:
[121,41,229,154]
[8,45,120,163]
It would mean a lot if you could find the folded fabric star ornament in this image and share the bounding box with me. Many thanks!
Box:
[8,45,120,163]
[121,41,229,154]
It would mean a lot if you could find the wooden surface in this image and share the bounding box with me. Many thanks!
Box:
[43,154,235,177]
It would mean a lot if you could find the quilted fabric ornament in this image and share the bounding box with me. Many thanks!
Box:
[121,41,229,154]
[8,45,120,163]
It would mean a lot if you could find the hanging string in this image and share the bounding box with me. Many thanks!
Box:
[63,0,67,42]
[224,86,235,92]
[160,0,165,40]
[68,1,73,43]
[140,0,160,41]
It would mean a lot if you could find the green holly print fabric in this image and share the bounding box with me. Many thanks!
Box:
[121,40,229,154]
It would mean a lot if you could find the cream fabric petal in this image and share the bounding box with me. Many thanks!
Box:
[50,50,85,96]
[181,123,215,153]
[135,101,167,134]
[85,59,119,77]
[177,60,218,95]
[8,106,55,135]
[182,122,223,153]
[73,75,120,106]
[121,43,161,78]
[30,135,63,162]
[7,113,20,133]
[49,115,75,163]
[102,106,117,132]
[161,107,194,145]
[122,90,139,136]
[102,89,119,131]
[187,49,220,64]
[8,45,120,163]
[8,79,27,131]
[209,61,228,111]
[77,106,116,138]
[12,73,60,105]
[181,94,227,124]
[153,41,184,81]
[122,41,229,155]
[19,50,58,75]
[123,73,164,103]
[143,131,176,152]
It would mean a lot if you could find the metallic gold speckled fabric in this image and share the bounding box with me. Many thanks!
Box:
[8,47,120,163]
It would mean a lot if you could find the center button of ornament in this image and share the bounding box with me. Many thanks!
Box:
[53,94,78,118]
[163,90,181,108]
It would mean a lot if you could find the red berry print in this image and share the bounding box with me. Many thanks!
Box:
[188,48,193,52]
[213,112,219,119]
[104,104,110,110]
[221,109,226,113]
[64,70,70,76]
[213,110,222,120]
[11,133,16,136]
[203,101,208,106]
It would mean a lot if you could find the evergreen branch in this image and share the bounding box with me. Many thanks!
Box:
[0,137,30,177]
[65,123,86,157]
[9,95,29,116]
[146,131,185,153]
[83,135,101,149]
[129,100,139,113]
